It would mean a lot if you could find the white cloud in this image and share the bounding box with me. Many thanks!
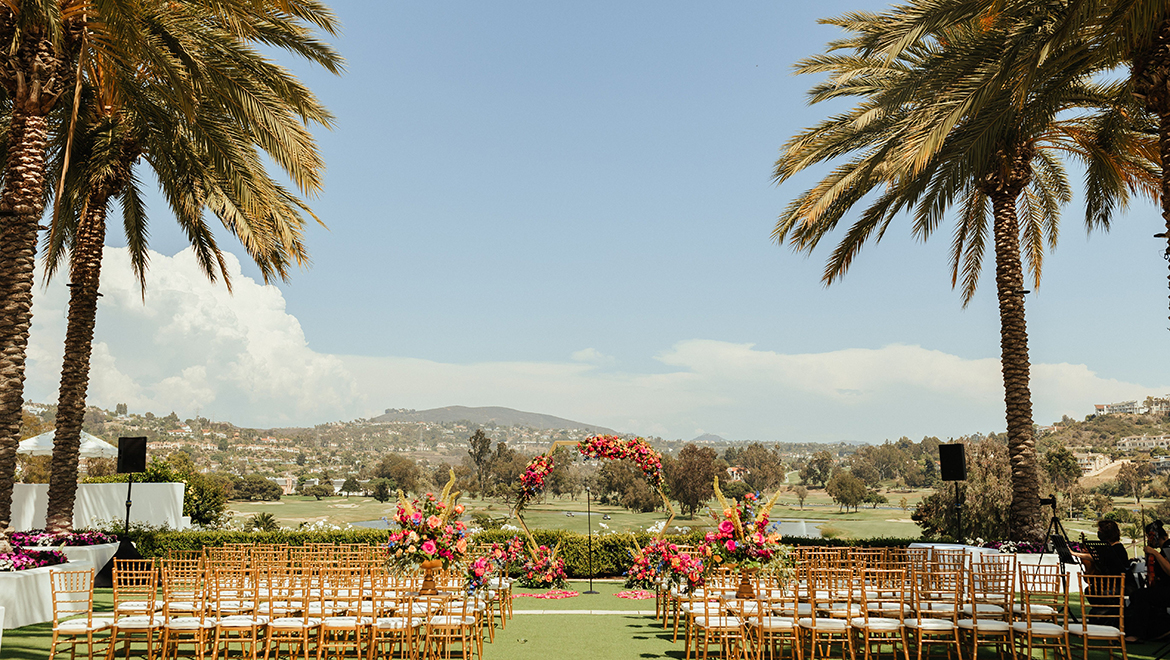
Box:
[23,246,1169,441]
[27,247,361,426]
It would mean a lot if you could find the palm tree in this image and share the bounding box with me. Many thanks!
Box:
[774,7,1157,539]
[38,0,341,533]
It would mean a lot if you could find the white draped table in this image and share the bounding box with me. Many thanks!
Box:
[0,559,94,629]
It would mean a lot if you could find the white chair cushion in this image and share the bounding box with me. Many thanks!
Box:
[269,617,321,629]
[850,617,902,632]
[429,615,476,626]
[957,618,1009,632]
[1011,621,1067,636]
[695,616,742,629]
[1012,604,1056,616]
[57,617,114,632]
[906,619,956,632]
[321,616,372,627]
[1067,624,1122,638]
[217,615,268,627]
[961,603,1006,615]
[164,618,216,630]
[747,617,796,631]
[116,601,158,612]
[374,617,420,630]
[799,617,848,631]
[113,615,160,630]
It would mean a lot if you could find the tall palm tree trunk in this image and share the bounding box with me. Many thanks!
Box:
[45,197,109,533]
[983,153,1042,541]
[1132,19,1170,326]
[0,111,53,537]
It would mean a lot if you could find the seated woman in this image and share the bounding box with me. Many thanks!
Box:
[1126,520,1170,642]
[1071,520,1131,624]
[1071,519,1130,575]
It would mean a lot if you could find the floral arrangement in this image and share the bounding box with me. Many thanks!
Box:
[518,543,568,589]
[519,454,555,504]
[0,548,68,572]
[12,529,116,547]
[977,539,1076,554]
[489,535,527,574]
[578,435,664,487]
[701,479,788,570]
[385,472,469,571]
[615,590,654,600]
[624,538,704,589]
[465,556,495,593]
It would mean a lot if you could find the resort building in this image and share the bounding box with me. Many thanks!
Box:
[1074,452,1111,473]
[1117,434,1170,451]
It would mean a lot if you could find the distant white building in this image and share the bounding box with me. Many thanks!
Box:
[1074,453,1111,473]
[1117,435,1170,451]
[1095,401,1142,415]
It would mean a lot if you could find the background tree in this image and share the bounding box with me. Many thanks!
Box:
[597,461,659,513]
[341,476,361,497]
[368,478,394,503]
[374,454,420,494]
[246,512,280,532]
[1117,461,1153,505]
[776,7,1156,539]
[302,484,333,500]
[1043,446,1083,493]
[801,451,834,487]
[466,429,493,497]
[665,443,717,517]
[734,443,787,491]
[826,471,867,512]
[794,485,809,510]
[914,437,1012,540]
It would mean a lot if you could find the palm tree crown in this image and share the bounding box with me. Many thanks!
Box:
[775,5,1157,539]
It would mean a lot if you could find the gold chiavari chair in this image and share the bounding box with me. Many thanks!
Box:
[745,571,800,660]
[263,567,321,660]
[798,567,855,660]
[317,567,371,660]
[49,568,111,660]
[108,559,162,660]
[851,568,910,660]
[160,560,216,660]
[1011,564,1070,660]
[211,566,267,660]
[957,555,1014,660]
[367,571,424,660]
[1068,573,1127,660]
[905,566,963,660]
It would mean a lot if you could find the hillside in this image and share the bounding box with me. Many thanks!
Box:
[1038,412,1170,452]
[372,406,615,434]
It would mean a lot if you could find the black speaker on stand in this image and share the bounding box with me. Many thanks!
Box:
[96,437,147,587]
[939,443,967,541]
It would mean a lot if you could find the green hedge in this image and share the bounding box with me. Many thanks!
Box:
[120,528,923,578]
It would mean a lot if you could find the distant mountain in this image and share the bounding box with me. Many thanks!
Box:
[373,406,615,434]
[692,433,726,443]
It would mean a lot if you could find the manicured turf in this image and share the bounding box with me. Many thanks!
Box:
[6,583,1169,660]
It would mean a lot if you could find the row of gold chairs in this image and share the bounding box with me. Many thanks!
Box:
[662,547,1128,660]
[49,544,515,660]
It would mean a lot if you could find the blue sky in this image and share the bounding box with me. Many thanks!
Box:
[23,1,1170,442]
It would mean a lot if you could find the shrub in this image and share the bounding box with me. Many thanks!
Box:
[120,526,922,578]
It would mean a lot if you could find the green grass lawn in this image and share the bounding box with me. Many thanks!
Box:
[7,583,1168,660]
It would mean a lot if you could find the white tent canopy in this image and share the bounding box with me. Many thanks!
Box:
[17,430,119,459]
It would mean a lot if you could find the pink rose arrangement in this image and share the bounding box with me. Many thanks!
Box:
[518,544,568,589]
[578,435,663,487]
[519,454,554,504]
[386,478,469,571]
[489,536,526,574]
[625,538,704,589]
[465,556,495,593]
[701,480,789,571]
